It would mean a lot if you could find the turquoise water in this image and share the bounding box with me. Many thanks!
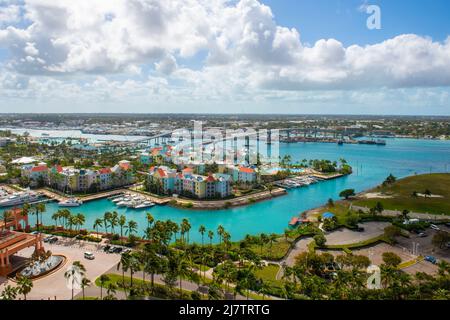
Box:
[2,138,450,243]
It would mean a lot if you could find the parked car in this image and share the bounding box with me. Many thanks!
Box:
[445,222,450,228]
[356,227,365,232]
[108,246,117,253]
[122,248,132,254]
[113,247,123,254]
[430,224,440,231]
[103,245,111,252]
[425,256,437,264]
[47,236,58,244]
[84,252,95,260]
[43,236,52,243]
[418,232,427,238]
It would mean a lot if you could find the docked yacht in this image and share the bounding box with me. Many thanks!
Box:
[58,198,83,207]
[0,191,40,207]
[134,201,155,209]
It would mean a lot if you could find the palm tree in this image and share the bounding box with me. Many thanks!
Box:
[30,205,40,231]
[0,285,18,300]
[106,283,117,299]
[217,225,225,246]
[117,252,131,297]
[146,212,154,230]
[51,211,60,227]
[29,202,46,231]
[81,277,91,300]
[110,211,119,234]
[181,218,191,244]
[240,265,256,300]
[199,225,206,246]
[223,231,231,251]
[93,218,103,239]
[175,252,191,298]
[207,281,223,300]
[258,281,271,300]
[75,213,85,232]
[60,209,71,229]
[259,233,268,254]
[98,274,110,300]
[126,220,138,237]
[64,261,86,300]
[268,233,277,255]
[16,275,33,300]
[208,230,214,246]
[118,215,126,244]
[103,211,112,234]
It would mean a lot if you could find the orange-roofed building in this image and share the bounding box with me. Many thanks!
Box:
[237,166,257,183]
[21,162,48,187]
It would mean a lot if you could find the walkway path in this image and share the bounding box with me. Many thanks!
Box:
[351,205,450,221]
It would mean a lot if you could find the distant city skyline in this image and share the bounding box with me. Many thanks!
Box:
[0,0,449,115]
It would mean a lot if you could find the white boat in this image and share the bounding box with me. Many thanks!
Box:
[112,197,124,203]
[58,198,83,207]
[116,201,129,207]
[0,191,40,207]
[134,201,155,209]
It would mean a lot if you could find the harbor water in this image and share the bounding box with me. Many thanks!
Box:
[1,138,450,243]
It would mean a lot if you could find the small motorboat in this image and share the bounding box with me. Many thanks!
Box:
[58,198,83,207]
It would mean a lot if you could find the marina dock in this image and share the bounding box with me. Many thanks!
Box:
[37,188,171,205]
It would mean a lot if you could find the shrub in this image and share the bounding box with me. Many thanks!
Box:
[183,202,193,208]
[313,234,327,247]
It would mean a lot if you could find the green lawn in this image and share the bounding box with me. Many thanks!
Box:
[255,264,283,288]
[95,273,196,299]
[244,239,291,260]
[353,173,450,215]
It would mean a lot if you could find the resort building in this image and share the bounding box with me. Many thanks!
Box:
[146,166,232,199]
[21,160,135,192]
[224,165,258,184]
[21,162,49,187]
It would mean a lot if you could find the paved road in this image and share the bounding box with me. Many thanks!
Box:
[0,237,121,300]
[281,221,390,268]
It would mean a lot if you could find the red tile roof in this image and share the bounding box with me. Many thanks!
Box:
[119,162,130,170]
[99,168,112,174]
[182,167,193,173]
[239,167,255,173]
[156,168,167,177]
[31,165,47,172]
[206,174,216,182]
[289,217,299,226]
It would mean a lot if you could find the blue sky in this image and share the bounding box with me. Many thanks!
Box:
[0,0,449,115]
[262,0,450,45]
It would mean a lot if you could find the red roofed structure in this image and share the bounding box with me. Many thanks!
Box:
[239,167,255,173]
[99,168,112,174]
[31,165,47,172]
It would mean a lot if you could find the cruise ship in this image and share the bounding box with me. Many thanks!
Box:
[0,191,40,207]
